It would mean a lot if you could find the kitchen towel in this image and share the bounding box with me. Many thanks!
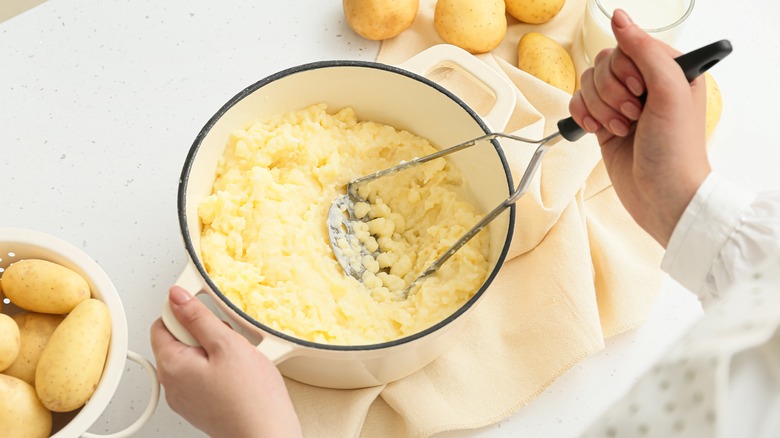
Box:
[285,0,666,436]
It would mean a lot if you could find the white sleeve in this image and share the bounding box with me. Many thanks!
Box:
[661,171,780,308]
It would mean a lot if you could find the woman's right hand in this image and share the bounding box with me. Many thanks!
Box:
[569,9,711,247]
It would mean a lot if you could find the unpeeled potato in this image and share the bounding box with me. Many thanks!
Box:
[434,0,506,54]
[704,72,722,140]
[0,374,52,438]
[0,314,20,372]
[4,313,65,385]
[343,0,419,41]
[1,259,90,314]
[517,32,575,94]
[506,0,566,24]
[36,299,111,412]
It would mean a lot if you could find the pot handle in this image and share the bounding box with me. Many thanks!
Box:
[255,335,297,364]
[398,44,516,132]
[161,262,205,347]
[162,264,297,365]
[81,351,161,438]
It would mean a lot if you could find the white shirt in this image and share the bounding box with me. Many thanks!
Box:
[583,171,780,438]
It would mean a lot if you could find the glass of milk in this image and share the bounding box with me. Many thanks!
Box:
[581,0,695,65]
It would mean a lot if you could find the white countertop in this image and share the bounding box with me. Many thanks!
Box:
[1,1,778,436]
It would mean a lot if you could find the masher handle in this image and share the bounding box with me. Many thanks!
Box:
[557,39,733,142]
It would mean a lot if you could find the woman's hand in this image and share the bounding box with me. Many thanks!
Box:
[569,9,711,247]
[150,286,302,438]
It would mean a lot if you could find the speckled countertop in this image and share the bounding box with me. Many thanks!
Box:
[1,1,779,436]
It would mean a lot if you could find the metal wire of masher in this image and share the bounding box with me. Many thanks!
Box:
[329,130,566,299]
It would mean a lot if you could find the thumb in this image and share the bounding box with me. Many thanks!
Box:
[168,285,233,354]
[611,9,688,100]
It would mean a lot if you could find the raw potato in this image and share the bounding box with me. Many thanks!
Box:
[506,0,566,24]
[343,0,419,40]
[517,32,575,94]
[2,259,90,314]
[434,0,506,54]
[4,313,64,385]
[705,72,722,140]
[36,299,111,412]
[0,314,21,372]
[0,374,52,438]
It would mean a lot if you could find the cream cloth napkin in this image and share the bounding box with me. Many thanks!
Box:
[285,0,664,436]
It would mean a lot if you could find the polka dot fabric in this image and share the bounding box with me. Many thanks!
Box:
[582,255,780,437]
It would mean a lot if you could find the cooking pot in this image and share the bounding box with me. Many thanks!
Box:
[0,227,159,437]
[162,44,518,389]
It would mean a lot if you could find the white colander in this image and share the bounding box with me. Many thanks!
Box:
[0,227,159,438]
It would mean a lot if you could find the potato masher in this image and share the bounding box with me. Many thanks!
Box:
[328,40,733,298]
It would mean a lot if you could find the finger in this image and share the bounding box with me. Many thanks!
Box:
[167,286,236,355]
[593,46,614,66]
[615,16,704,128]
[569,90,601,133]
[579,67,632,137]
[611,10,690,105]
[593,50,643,121]
[150,317,177,353]
[149,318,207,362]
[594,42,648,97]
[595,126,620,146]
[597,119,635,144]
[150,318,207,389]
[609,48,645,97]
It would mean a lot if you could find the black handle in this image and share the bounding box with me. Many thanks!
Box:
[558,39,733,142]
[676,39,733,83]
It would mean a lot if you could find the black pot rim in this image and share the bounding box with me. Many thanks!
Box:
[177,59,516,352]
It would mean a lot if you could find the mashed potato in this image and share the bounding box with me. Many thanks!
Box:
[198,104,489,345]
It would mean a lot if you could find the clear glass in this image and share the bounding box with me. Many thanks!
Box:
[581,0,695,64]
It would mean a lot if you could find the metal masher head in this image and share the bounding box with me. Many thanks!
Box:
[327,130,567,299]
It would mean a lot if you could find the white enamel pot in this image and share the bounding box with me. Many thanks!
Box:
[0,228,160,437]
[161,44,518,389]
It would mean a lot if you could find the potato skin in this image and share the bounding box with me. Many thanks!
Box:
[1,259,90,314]
[506,0,566,24]
[705,72,722,140]
[0,374,52,438]
[517,32,575,94]
[35,299,111,412]
[434,0,507,54]
[0,314,21,372]
[3,313,64,385]
[343,0,419,40]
